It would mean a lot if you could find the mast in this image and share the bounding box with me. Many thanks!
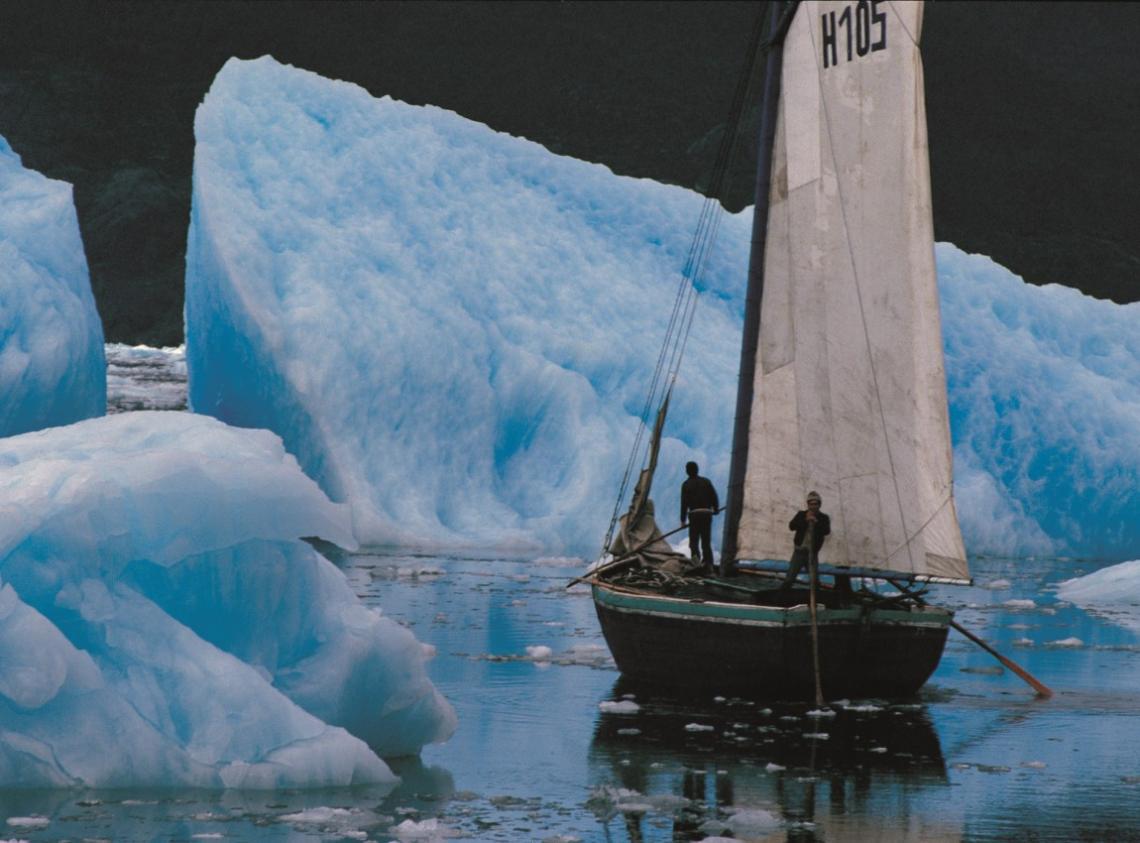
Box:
[721,1,798,573]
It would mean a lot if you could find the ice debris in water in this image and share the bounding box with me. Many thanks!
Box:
[598,700,640,714]
[1004,599,1037,609]
[388,817,460,839]
[525,645,553,661]
[685,723,716,732]
[1045,637,1084,648]
[5,817,50,829]
[0,412,455,788]
[0,134,105,437]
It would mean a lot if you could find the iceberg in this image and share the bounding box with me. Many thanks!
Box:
[0,412,455,788]
[938,245,1140,560]
[187,56,1139,563]
[186,56,747,556]
[0,135,106,437]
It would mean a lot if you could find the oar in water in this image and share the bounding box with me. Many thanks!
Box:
[565,507,722,589]
[951,619,1054,698]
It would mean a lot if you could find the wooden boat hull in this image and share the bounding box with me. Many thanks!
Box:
[592,583,950,699]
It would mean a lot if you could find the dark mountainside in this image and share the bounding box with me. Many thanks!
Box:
[1,1,1136,346]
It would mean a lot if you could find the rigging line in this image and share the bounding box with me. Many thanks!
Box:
[602,3,769,552]
[806,12,920,571]
[882,492,956,567]
[886,1,920,47]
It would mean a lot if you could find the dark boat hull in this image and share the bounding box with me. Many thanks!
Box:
[593,583,950,699]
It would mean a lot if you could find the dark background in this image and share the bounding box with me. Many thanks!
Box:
[1,1,1136,346]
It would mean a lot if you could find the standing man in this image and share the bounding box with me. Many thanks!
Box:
[680,461,719,571]
[781,491,831,589]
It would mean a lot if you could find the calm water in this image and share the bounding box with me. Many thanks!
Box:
[6,551,1140,841]
[4,350,1135,840]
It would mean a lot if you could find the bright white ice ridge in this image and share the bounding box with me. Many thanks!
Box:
[0,412,455,788]
[187,56,1139,562]
[0,136,105,437]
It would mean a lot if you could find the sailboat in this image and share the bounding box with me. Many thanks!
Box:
[584,0,971,700]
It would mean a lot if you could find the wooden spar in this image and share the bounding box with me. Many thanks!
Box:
[951,620,1054,699]
[807,523,824,706]
[566,508,722,588]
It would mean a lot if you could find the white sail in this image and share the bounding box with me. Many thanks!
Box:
[734,0,968,582]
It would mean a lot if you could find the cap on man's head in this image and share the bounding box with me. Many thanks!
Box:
[806,491,822,503]
[686,461,699,476]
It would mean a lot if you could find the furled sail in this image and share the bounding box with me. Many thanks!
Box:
[732,0,968,583]
[609,395,692,571]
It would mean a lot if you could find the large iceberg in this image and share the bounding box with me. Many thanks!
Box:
[186,56,747,557]
[0,412,455,788]
[187,56,1139,563]
[939,247,1140,560]
[0,135,106,437]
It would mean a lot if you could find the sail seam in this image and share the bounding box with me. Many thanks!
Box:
[806,4,917,572]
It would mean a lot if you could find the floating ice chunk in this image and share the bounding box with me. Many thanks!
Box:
[765,762,785,772]
[279,807,358,823]
[841,703,883,712]
[1045,637,1084,648]
[725,808,782,835]
[1013,638,1035,647]
[1059,560,1140,605]
[525,645,553,661]
[804,732,830,740]
[1022,761,1048,769]
[1004,599,1037,609]
[389,817,460,839]
[0,413,455,787]
[806,708,836,717]
[4,817,48,829]
[0,135,105,438]
[984,579,1012,590]
[562,644,614,668]
[684,723,715,732]
[598,700,640,714]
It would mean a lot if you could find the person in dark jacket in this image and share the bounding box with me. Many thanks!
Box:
[680,461,719,570]
[781,490,831,589]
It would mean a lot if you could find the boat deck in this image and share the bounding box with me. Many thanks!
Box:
[598,565,892,611]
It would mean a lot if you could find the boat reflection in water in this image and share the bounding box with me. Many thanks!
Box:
[587,679,960,842]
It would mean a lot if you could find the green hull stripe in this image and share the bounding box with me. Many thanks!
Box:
[592,584,951,629]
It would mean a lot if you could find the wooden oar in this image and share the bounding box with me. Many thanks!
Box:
[807,524,824,706]
[565,507,722,589]
[950,619,1054,698]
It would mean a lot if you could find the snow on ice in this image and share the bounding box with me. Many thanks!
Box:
[0,135,105,438]
[0,413,454,788]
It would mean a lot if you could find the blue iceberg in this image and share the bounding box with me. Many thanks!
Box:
[0,412,455,788]
[0,136,106,437]
[186,57,1138,564]
[939,245,1140,561]
[186,56,749,557]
